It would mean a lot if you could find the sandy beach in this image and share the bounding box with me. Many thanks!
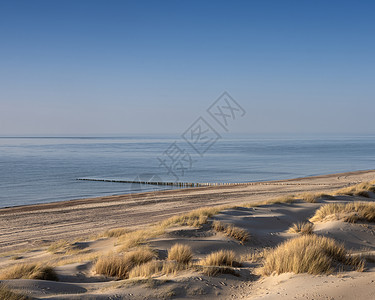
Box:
[1,169,374,253]
[1,169,375,299]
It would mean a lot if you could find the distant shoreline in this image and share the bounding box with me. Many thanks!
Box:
[1,169,375,253]
[1,169,374,213]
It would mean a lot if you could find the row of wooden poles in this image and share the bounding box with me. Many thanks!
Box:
[76,178,246,187]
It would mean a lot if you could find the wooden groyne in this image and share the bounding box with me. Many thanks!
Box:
[76,178,245,187]
[76,178,332,187]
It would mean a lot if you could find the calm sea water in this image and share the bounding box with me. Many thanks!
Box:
[1,135,375,208]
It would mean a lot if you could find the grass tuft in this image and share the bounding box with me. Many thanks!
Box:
[299,192,335,203]
[266,195,296,205]
[288,222,314,235]
[310,202,375,223]
[128,260,189,278]
[212,221,249,243]
[241,250,268,263]
[167,244,193,264]
[200,250,238,267]
[103,228,129,238]
[128,261,163,278]
[161,206,227,228]
[0,263,58,281]
[117,226,165,252]
[47,240,72,254]
[200,266,239,277]
[260,235,364,276]
[0,285,30,300]
[334,182,375,196]
[95,247,155,279]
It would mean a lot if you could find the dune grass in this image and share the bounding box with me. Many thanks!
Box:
[288,222,314,235]
[241,250,268,263]
[334,181,375,197]
[310,202,375,223]
[260,235,364,276]
[167,244,193,264]
[117,226,165,251]
[95,247,155,279]
[47,239,72,254]
[266,195,296,205]
[212,221,249,243]
[0,285,30,300]
[200,265,239,277]
[199,250,238,267]
[116,206,229,252]
[47,239,89,256]
[242,194,297,208]
[0,263,58,280]
[128,261,163,278]
[298,192,335,203]
[103,228,129,238]
[161,206,228,228]
[128,260,190,278]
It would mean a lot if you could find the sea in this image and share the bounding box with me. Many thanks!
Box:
[1,134,375,208]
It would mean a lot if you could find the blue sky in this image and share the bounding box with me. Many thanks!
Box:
[0,0,374,135]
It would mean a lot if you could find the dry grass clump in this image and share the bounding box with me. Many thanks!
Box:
[299,192,335,203]
[266,195,296,205]
[260,235,363,276]
[128,261,163,278]
[200,250,238,267]
[103,228,129,238]
[300,193,320,203]
[0,263,58,281]
[334,181,375,196]
[288,222,314,235]
[49,252,100,266]
[212,221,249,243]
[118,206,229,252]
[241,250,268,263]
[0,285,30,300]
[167,244,193,264]
[128,260,189,278]
[161,206,227,228]
[161,261,190,275]
[95,247,155,279]
[117,226,165,251]
[310,202,375,223]
[200,266,239,277]
[47,239,89,255]
[47,239,72,254]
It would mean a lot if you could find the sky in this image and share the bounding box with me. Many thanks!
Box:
[0,0,374,136]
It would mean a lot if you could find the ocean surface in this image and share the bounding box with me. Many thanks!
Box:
[1,135,375,208]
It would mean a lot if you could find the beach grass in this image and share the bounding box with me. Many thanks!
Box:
[260,235,364,275]
[167,244,193,264]
[95,247,155,279]
[199,250,238,267]
[0,285,30,300]
[288,222,314,235]
[0,263,58,281]
[310,202,375,223]
[334,181,375,196]
[212,221,249,243]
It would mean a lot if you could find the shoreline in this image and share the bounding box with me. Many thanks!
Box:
[1,169,375,253]
[1,169,373,213]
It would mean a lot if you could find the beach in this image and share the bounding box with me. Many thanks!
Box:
[1,170,375,253]
[1,169,375,299]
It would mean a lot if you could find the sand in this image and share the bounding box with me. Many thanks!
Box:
[0,169,375,299]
